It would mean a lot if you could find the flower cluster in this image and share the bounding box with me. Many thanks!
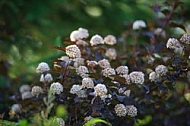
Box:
[31,86,43,97]
[129,71,145,84]
[115,104,137,117]
[36,62,50,73]
[50,82,63,95]
[94,84,108,96]
[70,27,89,41]
[66,45,81,58]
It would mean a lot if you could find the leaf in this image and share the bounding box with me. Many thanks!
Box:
[111,75,126,84]
[115,94,126,102]
[169,22,186,32]
[84,118,111,126]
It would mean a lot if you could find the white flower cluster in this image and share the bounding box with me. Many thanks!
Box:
[73,57,85,68]
[31,86,43,97]
[76,66,89,78]
[66,44,81,58]
[70,84,87,98]
[126,105,138,117]
[149,71,162,82]
[104,35,117,45]
[180,34,190,44]
[102,67,116,79]
[70,85,82,94]
[40,73,53,83]
[19,84,32,100]
[116,66,129,75]
[166,38,182,49]
[114,104,127,117]
[90,34,104,46]
[98,59,111,69]
[155,65,168,77]
[133,20,146,30]
[70,28,89,41]
[50,82,63,95]
[19,84,31,94]
[82,78,94,89]
[36,62,50,73]
[149,65,168,82]
[115,104,137,117]
[94,84,108,96]
[105,48,117,60]
[11,104,22,113]
[129,71,145,84]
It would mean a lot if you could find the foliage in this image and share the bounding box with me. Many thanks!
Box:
[0,0,190,126]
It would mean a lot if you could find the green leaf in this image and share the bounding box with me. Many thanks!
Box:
[56,105,67,118]
[84,118,111,126]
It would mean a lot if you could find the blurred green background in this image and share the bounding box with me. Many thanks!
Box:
[0,0,190,115]
[0,0,158,82]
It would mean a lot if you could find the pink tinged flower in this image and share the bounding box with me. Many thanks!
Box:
[90,34,104,46]
[104,35,117,45]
